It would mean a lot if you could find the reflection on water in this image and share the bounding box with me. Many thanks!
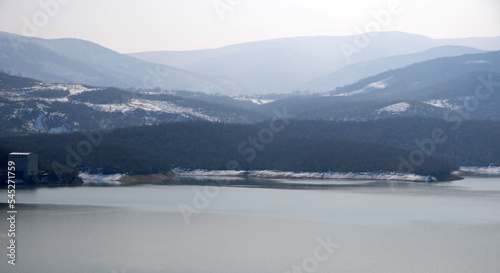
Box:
[1,176,499,273]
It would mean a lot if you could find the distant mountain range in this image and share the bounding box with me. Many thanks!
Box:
[0,31,244,95]
[130,32,500,94]
[2,31,500,95]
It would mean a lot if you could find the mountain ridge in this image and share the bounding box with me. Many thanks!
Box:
[3,31,500,95]
[297,45,484,92]
[0,31,245,95]
[129,32,500,94]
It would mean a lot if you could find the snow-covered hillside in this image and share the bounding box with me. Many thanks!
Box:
[0,82,263,136]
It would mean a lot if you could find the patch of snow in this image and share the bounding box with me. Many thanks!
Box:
[85,102,131,113]
[36,102,49,110]
[378,102,410,114]
[31,83,99,95]
[24,121,36,132]
[50,111,66,118]
[172,169,434,182]
[423,99,458,109]
[79,173,125,185]
[29,112,70,133]
[39,97,70,103]
[460,166,500,174]
[465,60,490,64]
[7,95,33,102]
[33,113,47,131]
[133,99,219,121]
[83,98,219,122]
[367,80,388,89]
[334,76,393,97]
[139,91,164,95]
[174,169,247,177]
[234,97,275,105]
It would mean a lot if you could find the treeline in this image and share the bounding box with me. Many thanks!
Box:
[1,120,457,178]
[0,71,40,90]
[69,88,132,104]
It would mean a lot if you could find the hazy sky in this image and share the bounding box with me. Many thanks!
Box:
[0,0,499,53]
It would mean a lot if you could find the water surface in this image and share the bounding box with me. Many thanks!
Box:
[1,176,499,273]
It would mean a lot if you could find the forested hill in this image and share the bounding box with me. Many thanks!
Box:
[1,120,457,178]
[282,118,500,167]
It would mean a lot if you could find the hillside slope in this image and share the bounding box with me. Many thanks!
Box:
[0,72,265,136]
[259,51,500,120]
[297,45,484,92]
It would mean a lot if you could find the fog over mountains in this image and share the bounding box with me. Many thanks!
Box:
[0,31,244,94]
[129,32,500,94]
[2,31,500,96]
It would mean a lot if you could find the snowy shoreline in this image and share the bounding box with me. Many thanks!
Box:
[78,172,174,185]
[78,173,125,185]
[80,166,500,185]
[172,169,436,182]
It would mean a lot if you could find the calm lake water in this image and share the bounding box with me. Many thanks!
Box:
[1,176,500,273]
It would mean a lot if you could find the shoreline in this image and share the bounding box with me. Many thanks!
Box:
[79,172,174,185]
[171,169,438,182]
[77,166,500,185]
[79,169,440,184]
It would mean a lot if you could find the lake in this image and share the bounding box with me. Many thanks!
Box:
[1,176,500,273]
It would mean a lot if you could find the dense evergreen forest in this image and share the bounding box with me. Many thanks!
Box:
[0,118,472,179]
[282,118,500,166]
